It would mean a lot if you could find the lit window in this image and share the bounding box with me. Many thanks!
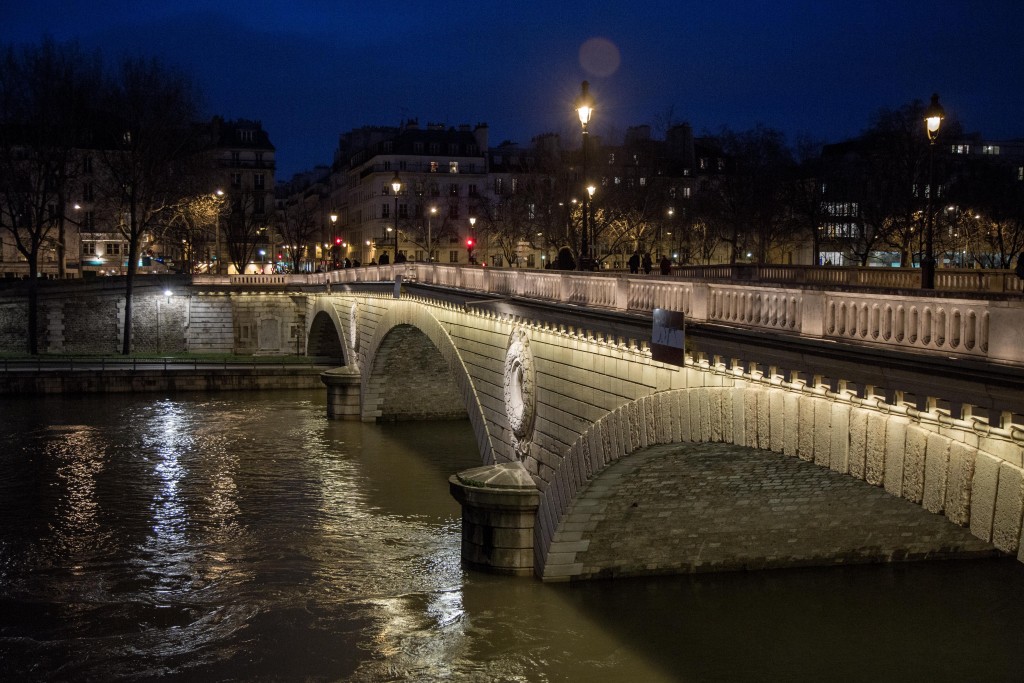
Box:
[450,161,459,173]
[982,145,1001,155]
[430,161,438,173]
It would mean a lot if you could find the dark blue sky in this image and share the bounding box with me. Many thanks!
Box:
[3,1,1022,180]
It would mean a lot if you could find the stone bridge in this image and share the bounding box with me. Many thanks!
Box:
[304,286,1024,581]
[3,269,1024,581]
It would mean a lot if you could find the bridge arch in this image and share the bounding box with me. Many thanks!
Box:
[537,383,1024,581]
[306,297,350,363]
[361,299,496,464]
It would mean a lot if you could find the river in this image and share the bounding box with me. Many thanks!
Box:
[1,390,1022,682]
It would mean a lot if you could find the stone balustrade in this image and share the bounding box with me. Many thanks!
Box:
[261,264,1022,365]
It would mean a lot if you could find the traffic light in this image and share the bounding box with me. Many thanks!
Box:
[466,237,475,262]
[334,237,342,245]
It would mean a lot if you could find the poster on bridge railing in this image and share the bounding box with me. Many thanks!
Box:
[651,308,686,367]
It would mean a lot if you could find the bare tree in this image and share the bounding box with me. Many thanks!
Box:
[0,39,102,353]
[94,55,203,354]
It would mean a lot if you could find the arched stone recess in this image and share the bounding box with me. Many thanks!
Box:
[306,296,350,365]
[536,383,1024,581]
[361,299,496,464]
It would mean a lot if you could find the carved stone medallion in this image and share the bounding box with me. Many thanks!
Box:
[504,327,536,458]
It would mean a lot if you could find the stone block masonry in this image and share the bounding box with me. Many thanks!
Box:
[568,442,997,580]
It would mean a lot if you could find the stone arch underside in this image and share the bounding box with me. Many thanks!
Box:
[362,301,495,464]
[307,311,346,361]
[306,298,349,363]
[537,385,1024,581]
[553,441,996,581]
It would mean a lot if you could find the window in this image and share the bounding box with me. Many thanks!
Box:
[639,177,647,186]
[106,243,121,256]
[83,211,94,229]
[449,184,459,196]
[511,178,519,193]
[381,203,390,218]
[449,250,459,263]
[682,187,692,198]
[699,158,708,170]
[82,156,93,173]
[83,242,96,255]
[398,203,408,218]
[430,161,439,173]
[449,205,459,219]
[449,144,459,154]
[254,173,265,189]
[231,173,242,187]
[413,142,424,153]
[382,141,393,152]
[255,152,264,166]
[1018,166,1024,181]
[982,145,1000,155]
[383,160,391,170]
[231,151,240,164]
[254,196,265,213]
[608,153,615,164]
[494,178,504,194]
[82,183,93,201]
[951,144,970,154]
[449,161,459,173]
[239,130,254,142]
[468,184,478,196]
[429,143,440,154]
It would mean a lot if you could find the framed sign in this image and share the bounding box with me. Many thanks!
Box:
[651,308,685,366]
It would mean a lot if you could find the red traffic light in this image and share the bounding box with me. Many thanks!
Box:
[334,237,342,245]
[466,238,475,248]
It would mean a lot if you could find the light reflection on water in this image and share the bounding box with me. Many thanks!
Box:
[0,391,1023,682]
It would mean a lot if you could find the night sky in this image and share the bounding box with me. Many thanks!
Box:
[3,1,1022,180]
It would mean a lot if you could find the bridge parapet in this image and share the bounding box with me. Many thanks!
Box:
[298,265,1024,365]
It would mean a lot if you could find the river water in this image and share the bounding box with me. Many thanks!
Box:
[1,390,1023,682]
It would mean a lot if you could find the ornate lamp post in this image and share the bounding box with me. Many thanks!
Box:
[921,92,945,289]
[391,171,402,262]
[575,81,594,270]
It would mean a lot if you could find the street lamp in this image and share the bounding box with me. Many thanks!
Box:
[328,213,338,271]
[391,171,402,262]
[922,92,945,289]
[428,206,437,262]
[576,80,594,270]
[213,189,224,274]
[587,184,596,267]
[468,216,477,263]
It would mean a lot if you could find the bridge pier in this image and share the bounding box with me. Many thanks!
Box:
[320,367,362,419]
[449,462,540,576]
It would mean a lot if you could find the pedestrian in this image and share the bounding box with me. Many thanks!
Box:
[378,252,389,265]
[642,252,653,275]
[659,255,671,275]
[628,251,640,274]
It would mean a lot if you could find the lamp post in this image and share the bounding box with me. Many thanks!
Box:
[468,216,477,263]
[921,92,945,289]
[213,189,224,274]
[391,171,402,262]
[586,184,596,267]
[428,206,436,262]
[575,80,594,270]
